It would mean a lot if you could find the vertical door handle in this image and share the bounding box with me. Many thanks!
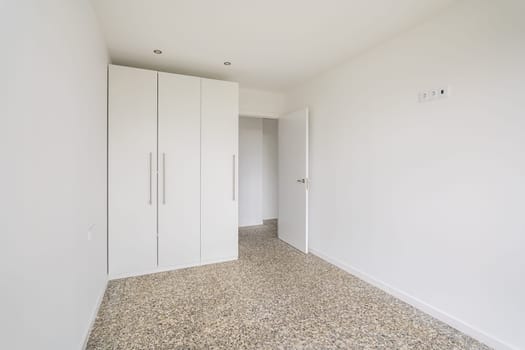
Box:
[148,152,153,205]
[162,153,166,205]
[232,154,236,201]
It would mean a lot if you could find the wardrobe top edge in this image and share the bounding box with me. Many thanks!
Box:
[108,64,239,86]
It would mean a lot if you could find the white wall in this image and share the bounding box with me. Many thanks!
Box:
[285,1,525,349]
[239,117,263,226]
[239,87,285,119]
[262,119,279,219]
[1,1,109,349]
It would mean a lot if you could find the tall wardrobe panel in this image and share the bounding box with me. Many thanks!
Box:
[157,72,201,268]
[108,65,158,278]
[201,79,239,264]
[108,65,239,279]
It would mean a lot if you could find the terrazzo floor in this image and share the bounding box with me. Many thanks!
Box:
[87,220,490,349]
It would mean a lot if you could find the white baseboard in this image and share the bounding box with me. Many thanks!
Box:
[201,256,238,266]
[109,261,201,280]
[239,222,264,228]
[109,256,239,281]
[82,278,108,350]
[309,248,517,350]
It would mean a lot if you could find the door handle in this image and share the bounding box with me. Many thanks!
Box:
[162,153,166,205]
[297,178,309,190]
[148,152,153,205]
[232,154,236,201]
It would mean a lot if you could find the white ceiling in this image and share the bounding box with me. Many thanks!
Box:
[91,0,456,91]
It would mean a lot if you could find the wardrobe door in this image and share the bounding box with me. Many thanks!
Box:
[108,65,157,278]
[201,79,239,264]
[158,72,201,268]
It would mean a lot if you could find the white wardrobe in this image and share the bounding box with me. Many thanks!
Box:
[108,64,238,279]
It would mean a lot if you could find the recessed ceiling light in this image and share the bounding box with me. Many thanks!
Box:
[224,61,231,66]
[153,49,162,54]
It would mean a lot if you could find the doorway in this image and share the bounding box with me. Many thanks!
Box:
[238,117,278,227]
[238,108,309,253]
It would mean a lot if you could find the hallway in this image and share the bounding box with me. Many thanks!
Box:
[87,221,488,349]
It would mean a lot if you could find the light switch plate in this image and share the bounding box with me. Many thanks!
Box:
[438,87,449,98]
[419,91,430,102]
[419,86,450,103]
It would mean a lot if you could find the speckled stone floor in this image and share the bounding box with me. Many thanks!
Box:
[87,220,490,349]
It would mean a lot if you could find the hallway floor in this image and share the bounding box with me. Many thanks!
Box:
[87,221,489,349]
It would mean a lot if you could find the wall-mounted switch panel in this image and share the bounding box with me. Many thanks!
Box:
[438,87,449,98]
[419,91,430,102]
[419,86,449,103]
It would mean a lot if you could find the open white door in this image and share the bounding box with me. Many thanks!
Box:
[278,108,309,253]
